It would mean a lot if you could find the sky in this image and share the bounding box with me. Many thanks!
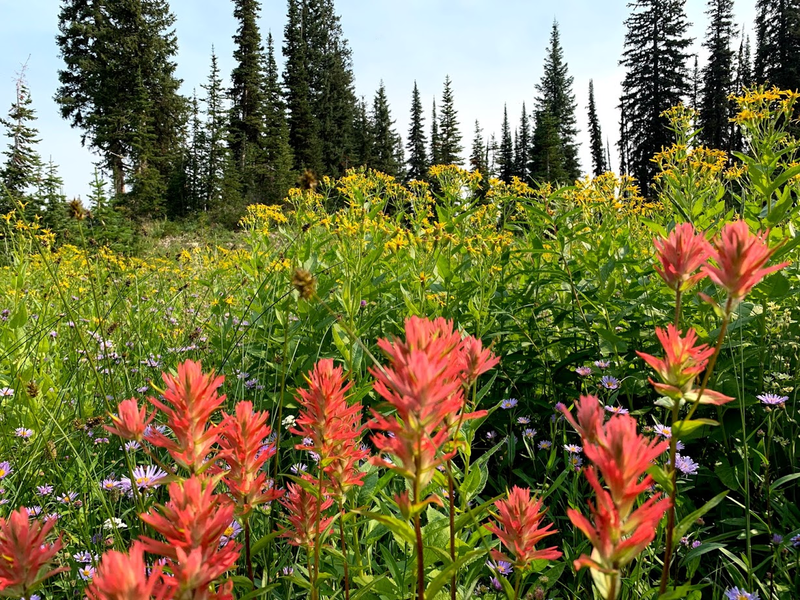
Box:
[0,0,758,202]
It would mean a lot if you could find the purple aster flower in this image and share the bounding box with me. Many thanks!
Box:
[772,534,783,545]
[604,404,629,415]
[487,560,513,575]
[757,393,788,407]
[576,366,592,377]
[15,428,33,439]
[281,566,294,576]
[136,386,149,394]
[601,375,620,390]
[594,360,611,369]
[676,440,685,451]
[0,387,14,397]
[121,465,167,491]
[220,520,243,547]
[100,479,120,492]
[290,463,308,474]
[73,551,94,563]
[25,506,42,517]
[654,424,672,438]
[691,540,701,548]
[78,564,96,581]
[791,534,800,548]
[675,454,699,475]
[554,402,566,413]
[517,416,530,425]
[564,444,583,454]
[485,430,498,441]
[490,577,502,590]
[36,485,53,496]
[124,441,141,452]
[523,428,537,439]
[58,492,78,505]
[538,440,552,450]
[0,462,11,479]
[49,330,57,339]
[500,398,518,409]
[568,454,583,470]
[725,587,759,600]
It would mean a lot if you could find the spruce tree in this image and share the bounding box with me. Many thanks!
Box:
[283,0,322,175]
[38,159,70,234]
[55,0,186,214]
[229,0,265,182]
[352,96,373,167]
[755,0,800,90]
[406,81,428,181]
[618,0,692,192]
[498,105,515,182]
[690,55,701,109]
[186,91,205,214]
[530,109,567,183]
[470,120,488,174]
[532,21,580,182]
[700,0,736,151]
[587,80,607,176]
[370,82,402,177]
[736,32,753,92]
[261,32,294,203]
[1,71,42,210]
[438,76,463,165]
[430,99,441,166]
[200,48,231,211]
[514,103,531,180]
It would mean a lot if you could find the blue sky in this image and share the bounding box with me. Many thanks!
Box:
[0,0,757,202]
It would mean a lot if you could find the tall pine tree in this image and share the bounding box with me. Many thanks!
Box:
[498,105,515,182]
[261,32,294,203]
[618,0,692,192]
[352,96,372,167]
[370,82,402,177]
[514,103,531,180]
[755,0,800,90]
[530,109,567,183]
[587,80,607,176]
[470,120,488,174]
[430,99,441,166]
[406,81,428,181]
[531,21,580,183]
[55,0,186,214]
[1,70,42,211]
[200,48,233,211]
[438,76,463,165]
[699,0,736,151]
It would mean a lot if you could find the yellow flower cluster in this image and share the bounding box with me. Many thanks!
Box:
[238,204,288,232]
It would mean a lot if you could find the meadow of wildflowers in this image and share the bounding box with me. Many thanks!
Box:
[0,89,798,599]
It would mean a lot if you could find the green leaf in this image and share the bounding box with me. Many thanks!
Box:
[658,585,706,600]
[237,583,281,599]
[770,472,800,493]
[673,418,718,438]
[354,511,416,545]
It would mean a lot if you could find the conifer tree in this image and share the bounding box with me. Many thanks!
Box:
[618,0,692,192]
[470,120,488,174]
[587,80,607,176]
[55,0,186,214]
[531,21,580,183]
[283,0,322,175]
[1,71,42,210]
[755,0,800,90]
[38,159,70,234]
[530,109,567,183]
[352,96,373,167]
[406,81,428,181]
[486,133,498,177]
[430,99,441,166]
[690,55,701,109]
[187,91,205,213]
[514,103,531,180]
[229,0,265,186]
[736,32,753,92]
[261,32,294,203]
[200,49,231,211]
[438,76,463,165]
[700,0,736,151]
[369,82,402,177]
[498,105,515,183]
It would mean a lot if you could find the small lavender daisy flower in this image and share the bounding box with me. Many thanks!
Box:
[500,398,518,409]
[523,428,536,439]
[757,393,788,407]
[724,587,759,600]
[487,560,513,575]
[220,520,243,547]
[290,463,308,474]
[594,360,611,369]
[601,375,620,390]
[691,540,701,548]
[564,444,582,454]
[78,565,96,581]
[0,462,11,479]
[122,465,167,491]
[576,366,592,377]
[282,566,294,576]
[790,534,800,548]
[124,441,141,452]
[100,479,120,492]
[772,534,783,545]
[675,454,699,476]
[15,428,34,439]
[73,551,94,563]
[0,387,14,397]
[58,492,78,505]
[654,424,672,438]
[517,416,530,425]
[485,431,498,441]
[36,485,53,496]
[538,440,552,450]
[604,405,629,415]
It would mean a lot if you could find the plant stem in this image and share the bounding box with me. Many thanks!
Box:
[448,463,456,600]
[312,468,325,600]
[414,473,425,600]
[244,518,254,583]
[339,500,351,600]
[658,401,680,594]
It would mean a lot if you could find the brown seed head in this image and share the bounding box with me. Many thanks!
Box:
[292,268,317,300]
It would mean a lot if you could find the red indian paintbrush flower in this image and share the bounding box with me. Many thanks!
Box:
[0,507,67,597]
[561,397,671,599]
[485,486,562,570]
[218,401,283,517]
[703,220,789,304]
[653,222,712,292]
[291,359,368,497]
[559,394,605,445]
[147,360,226,474]
[279,481,335,550]
[458,335,500,389]
[636,325,733,405]
[139,476,240,593]
[85,541,170,600]
[104,398,154,442]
